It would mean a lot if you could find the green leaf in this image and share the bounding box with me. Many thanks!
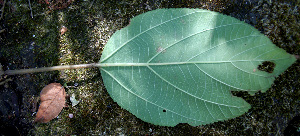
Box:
[99,8,296,126]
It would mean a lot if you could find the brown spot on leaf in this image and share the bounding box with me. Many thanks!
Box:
[34,83,66,123]
[156,46,166,53]
[257,61,276,73]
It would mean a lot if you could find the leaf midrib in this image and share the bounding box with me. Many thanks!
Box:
[99,56,289,67]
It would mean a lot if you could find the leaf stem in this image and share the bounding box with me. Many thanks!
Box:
[2,63,99,75]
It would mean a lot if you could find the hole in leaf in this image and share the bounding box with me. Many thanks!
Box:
[257,61,276,73]
[163,109,166,112]
[231,91,249,97]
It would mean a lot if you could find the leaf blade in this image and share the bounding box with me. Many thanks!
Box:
[99,8,296,126]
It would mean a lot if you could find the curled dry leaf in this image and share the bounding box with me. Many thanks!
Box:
[60,26,67,35]
[34,83,66,123]
[70,93,80,107]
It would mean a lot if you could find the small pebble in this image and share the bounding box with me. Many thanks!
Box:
[69,113,73,118]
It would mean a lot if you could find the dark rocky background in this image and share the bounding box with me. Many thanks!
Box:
[0,0,299,135]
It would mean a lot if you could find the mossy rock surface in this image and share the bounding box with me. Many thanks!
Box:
[0,0,299,135]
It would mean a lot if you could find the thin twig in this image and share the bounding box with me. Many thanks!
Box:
[0,0,6,20]
[2,63,99,75]
[89,0,95,9]
[0,78,12,85]
[28,0,33,18]
[0,64,3,76]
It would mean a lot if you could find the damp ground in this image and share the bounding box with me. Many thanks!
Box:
[0,0,299,135]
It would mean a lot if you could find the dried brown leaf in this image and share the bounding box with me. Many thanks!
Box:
[60,26,67,35]
[34,83,66,123]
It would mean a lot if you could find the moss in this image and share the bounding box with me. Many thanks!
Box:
[0,0,299,135]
